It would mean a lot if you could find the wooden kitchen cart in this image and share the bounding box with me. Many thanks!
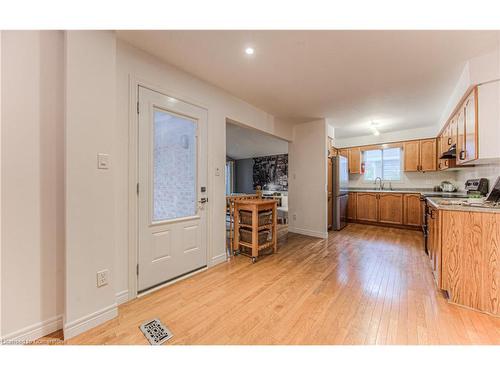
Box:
[233,199,278,263]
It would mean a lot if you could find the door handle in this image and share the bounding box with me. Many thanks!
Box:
[199,197,208,204]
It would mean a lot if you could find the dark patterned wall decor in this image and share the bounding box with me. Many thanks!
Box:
[253,154,288,191]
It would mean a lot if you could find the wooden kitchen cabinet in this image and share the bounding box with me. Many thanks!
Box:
[403,139,436,172]
[356,192,378,222]
[441,210,500,316]
[420,139,437,171]
[348,147,361,174]
[427,206,442,288]
[456,103,466,164]
[403,193,422,227]
[339,149,349,159]
[403,140,420,171]
[347,192,357,220]
[378,193,403,224]
[462,88,478,164]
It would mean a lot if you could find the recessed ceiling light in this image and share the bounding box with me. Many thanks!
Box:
[245,47,255,55]
[370,122,380,136]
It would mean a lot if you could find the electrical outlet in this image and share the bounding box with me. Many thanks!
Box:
[96,269,109,287]
[292,213,297,221]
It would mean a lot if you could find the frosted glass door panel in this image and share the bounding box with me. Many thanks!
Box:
[153,109,197,222]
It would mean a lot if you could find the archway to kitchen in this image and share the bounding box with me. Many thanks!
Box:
[225,119,290,259]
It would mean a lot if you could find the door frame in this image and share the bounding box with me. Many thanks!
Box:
[127,76,210,301]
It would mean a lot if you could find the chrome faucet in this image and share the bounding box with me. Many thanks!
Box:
[374,177,384,190]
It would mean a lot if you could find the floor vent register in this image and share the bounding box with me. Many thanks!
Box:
[139,318,174,345]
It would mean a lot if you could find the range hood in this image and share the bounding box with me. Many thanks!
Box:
[440,144,456,159]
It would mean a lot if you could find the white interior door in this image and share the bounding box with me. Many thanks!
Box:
[138,86,208,292]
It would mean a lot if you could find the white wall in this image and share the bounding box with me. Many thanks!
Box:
[0,31,64,340]
[348,170,459,190]
[64,31,117,339]
[288,119,328,238]
[114,40,294,300]
[456,162,500,193]
[333,125,437,149]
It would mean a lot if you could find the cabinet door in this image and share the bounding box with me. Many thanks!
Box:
[449,114,457,147]
[348,147,361,174]
[456,106,466,165]
[440,125,449,156]
[463,89,478,163]
[403,140,420,171]
[356,193,378,222]
[339,149,349,159]
[441,211,482,308]
[403,194,422,227]
[420,139,437,171]
[378,193,403,224]
[347,192,357,220]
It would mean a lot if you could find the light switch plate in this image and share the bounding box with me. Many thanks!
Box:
[97,153,109,169]
[96,269,109,287]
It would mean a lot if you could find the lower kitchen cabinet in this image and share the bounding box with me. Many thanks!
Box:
[427,206,442,288]
[403,193,422,227]
[356,193,378,222]
[347,192,357,220]
[441,210,500,316]
[378,193,403,224]
[348,192,422,230]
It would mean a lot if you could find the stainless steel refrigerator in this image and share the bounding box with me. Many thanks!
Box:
[329,155,349,230]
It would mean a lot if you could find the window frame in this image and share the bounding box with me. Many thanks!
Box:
[362,146,402,182]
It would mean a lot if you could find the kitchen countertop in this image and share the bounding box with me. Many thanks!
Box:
[346,188,466,196]
[425,196,500,213]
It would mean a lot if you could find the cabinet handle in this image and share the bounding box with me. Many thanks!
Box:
[448,137,452,145]
[438,162,441,169]
[459,150,466,160]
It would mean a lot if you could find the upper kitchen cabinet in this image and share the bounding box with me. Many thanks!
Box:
[441,82,500,165]
[420,139,437,171]
[403,141,420,171]
[339,149,349,159]
[403,139,436,172]
[459,88,478,164]
[348,147,361,174]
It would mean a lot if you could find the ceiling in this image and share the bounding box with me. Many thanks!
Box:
[118,30,499,138]
[226,122,288,160]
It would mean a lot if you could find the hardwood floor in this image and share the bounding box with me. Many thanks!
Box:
[61,224,500,344]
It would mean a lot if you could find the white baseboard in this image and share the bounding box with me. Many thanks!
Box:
[209,253,227,267]
[288,227,328,239]
[63,303,118,340]
[115,290,129,305]
[1,315,62,344]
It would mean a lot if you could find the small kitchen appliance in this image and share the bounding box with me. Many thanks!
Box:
[464,178,489,197]
[440,181,456,192]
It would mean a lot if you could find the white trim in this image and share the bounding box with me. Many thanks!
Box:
[288,227,329,239]
[138,266,207,298]
[1,315,63,344]
[116,290,129,305]
[209,253,227,267]
[63,303,118,340]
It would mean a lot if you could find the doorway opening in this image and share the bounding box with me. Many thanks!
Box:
[225,120,290,256]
